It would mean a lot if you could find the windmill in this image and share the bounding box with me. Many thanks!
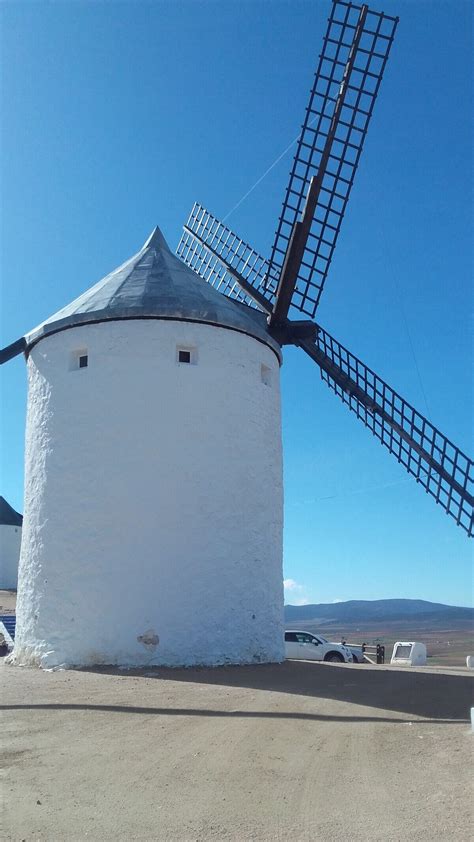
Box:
[175,0,473,539]
[1,0,472,671]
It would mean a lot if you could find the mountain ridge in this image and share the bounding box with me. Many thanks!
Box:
[284,598,473,625]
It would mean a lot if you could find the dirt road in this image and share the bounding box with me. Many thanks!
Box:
[1,660,472,841]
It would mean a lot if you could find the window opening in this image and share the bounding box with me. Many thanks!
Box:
[69,349,88,371]
[176,346,197,365]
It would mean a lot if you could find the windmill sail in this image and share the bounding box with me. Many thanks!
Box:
[268,0,398,320]
[175,1,471,536]
[299,328,474,536]
[176,210,473,536]
[176,203,275,314]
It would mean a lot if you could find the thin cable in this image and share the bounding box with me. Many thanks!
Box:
[290,476,415,507]
[221,103,329,223]
[222,132,301,223]
[400,301,431,416]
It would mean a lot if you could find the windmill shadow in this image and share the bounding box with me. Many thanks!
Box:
[79,660,473,722]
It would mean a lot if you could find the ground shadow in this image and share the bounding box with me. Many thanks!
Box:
[72,660,474,721]
[1,701,466,724]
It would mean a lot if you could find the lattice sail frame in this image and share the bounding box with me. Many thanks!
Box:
[175,208,473,536]
[174,1,472,537]
[267,0,398,318]
[301,329,474,536]
[177,203,275,313]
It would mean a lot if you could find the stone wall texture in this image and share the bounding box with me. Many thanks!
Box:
[12,319,284,668]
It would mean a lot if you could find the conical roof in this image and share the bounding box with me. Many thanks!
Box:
[25,227,280,359]
[0,496,23,527]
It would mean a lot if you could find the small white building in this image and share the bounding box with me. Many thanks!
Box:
[10,227,284,669]
[0,496,23,590]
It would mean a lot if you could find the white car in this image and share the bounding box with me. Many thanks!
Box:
[318,635,366,663]
[343,642,366,664]
[285,630,353,663]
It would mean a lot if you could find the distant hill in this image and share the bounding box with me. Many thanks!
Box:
[284,599,473,626]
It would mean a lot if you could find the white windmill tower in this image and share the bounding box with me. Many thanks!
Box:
[3,227,284,668]
[1,0,472,669]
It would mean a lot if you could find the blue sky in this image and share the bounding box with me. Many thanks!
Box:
[1,0,472,607]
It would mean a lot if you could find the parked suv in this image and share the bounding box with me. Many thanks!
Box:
[284,630,353,662]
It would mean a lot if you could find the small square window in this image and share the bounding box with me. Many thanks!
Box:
[176,346,197,365]
[69,349,88,371]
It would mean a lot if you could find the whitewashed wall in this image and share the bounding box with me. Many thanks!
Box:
[0,525,22,589]
[12,319,284,668]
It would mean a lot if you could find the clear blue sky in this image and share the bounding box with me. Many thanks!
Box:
[1,0,472,607]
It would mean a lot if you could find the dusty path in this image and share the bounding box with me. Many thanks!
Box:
[1,660,473,841]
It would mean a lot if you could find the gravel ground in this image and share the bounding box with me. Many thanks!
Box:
[1,659,473,841]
